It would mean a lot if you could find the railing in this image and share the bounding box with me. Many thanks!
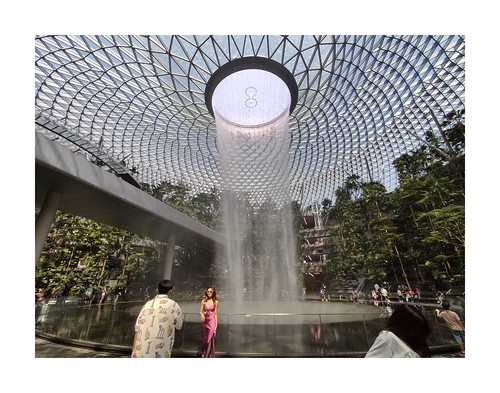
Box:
[35,302,463,357]
[355,278,366,295]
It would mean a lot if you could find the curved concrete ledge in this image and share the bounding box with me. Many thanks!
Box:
[35,302,461,358]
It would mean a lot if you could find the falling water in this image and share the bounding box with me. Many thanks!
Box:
[212,70,298,311]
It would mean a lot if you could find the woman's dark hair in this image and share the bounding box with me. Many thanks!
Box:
[385,303,431,357]
[204,286,217,301]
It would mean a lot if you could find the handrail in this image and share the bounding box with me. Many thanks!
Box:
[355,278,366,294]
[35,302,463,357]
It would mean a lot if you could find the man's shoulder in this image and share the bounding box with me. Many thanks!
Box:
[172,300,182,308]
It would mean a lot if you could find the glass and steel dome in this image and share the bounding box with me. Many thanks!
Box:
[35,35,465,207]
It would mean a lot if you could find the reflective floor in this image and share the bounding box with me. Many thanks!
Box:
[35,337,464,358]
[35,337,127,358]
[35,297,464,358]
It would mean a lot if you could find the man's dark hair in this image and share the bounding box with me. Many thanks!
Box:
[441,300,450,310]
[158,279,174,294]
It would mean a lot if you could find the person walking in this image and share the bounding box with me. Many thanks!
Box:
[435,300,465,354]
[407,288,414,302]
[371,289,379,306]
[414,287,421,301]
[35,288,45,322]
[131,279,184,358]
[397,287,404,302]
[98,286,107,305]
[56,283,71,305]
[379,286,389,306]
[436,290,444,305]
[365,303,431,358]
[84,284,94,306]
[320,284,327,302]
[35,288,45,304]
[199,286,219,358]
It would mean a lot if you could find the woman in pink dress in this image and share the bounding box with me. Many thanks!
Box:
[199,286,218,357]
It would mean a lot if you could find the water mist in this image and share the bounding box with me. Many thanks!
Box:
[207,60,299,312]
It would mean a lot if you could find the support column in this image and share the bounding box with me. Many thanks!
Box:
[35,191,61,265]
[163,233,176,280]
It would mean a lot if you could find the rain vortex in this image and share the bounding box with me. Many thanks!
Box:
[212,69,298,310]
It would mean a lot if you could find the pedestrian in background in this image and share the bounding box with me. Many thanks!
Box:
[98,286,107,305]
[435,300,465,355]
[35,288,45,304]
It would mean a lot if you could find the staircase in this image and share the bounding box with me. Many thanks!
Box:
[327,276,365,300]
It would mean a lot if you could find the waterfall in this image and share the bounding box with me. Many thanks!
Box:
[212,68,299,310]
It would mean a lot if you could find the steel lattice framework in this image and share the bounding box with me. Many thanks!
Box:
[35,35,465,208]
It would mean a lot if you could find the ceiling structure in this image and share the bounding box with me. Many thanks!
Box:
[35,35,465,209]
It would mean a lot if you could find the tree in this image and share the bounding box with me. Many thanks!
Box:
[392,109,465,288]
[318,109,464,291]
[35,212,149,297]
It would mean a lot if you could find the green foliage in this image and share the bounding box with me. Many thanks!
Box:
[390,110,465,286]
[142,182,221,229]
[37,110,465,294]
[318,110,465,288]
[36,180,223,295]
[35,212,146,296]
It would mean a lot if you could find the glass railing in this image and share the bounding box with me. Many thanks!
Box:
[35,302,462,357]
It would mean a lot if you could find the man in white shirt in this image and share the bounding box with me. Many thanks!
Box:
[131,279,184,358]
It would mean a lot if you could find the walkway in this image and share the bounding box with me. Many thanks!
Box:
[35,337,464,358]
[35,337,127,358]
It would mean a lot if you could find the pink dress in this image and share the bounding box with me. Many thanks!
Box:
[201,302,216,357]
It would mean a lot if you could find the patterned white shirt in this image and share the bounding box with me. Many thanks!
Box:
[133,294,183,358]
